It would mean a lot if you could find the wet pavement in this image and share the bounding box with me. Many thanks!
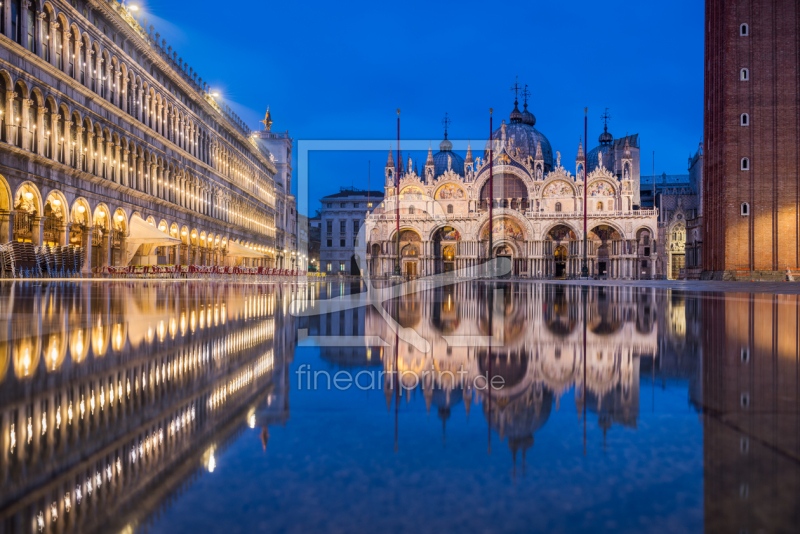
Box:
[0,280,797,533]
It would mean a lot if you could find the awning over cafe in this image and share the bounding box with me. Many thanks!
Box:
[226,240,267,258]
[124,215,182,265]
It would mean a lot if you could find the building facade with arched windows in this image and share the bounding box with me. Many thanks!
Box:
[0,0,280,271]
[364,101,659,279]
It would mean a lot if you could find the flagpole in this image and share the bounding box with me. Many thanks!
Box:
[582,107,588,278]
[395,109,401,276]
[488,108,493,277]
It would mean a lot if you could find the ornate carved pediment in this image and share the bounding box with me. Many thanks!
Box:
[544,166,573,182]
[587,165,616,181]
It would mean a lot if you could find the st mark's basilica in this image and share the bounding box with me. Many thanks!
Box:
[365,95,659,279]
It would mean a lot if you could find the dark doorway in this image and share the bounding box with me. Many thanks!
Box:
[554,245,567,278]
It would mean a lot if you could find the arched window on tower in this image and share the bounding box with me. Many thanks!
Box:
[740,23,749,36]
[740,68,749,81]
[741,113,749,126]
[741,157,750,170]
[741,202,750,216]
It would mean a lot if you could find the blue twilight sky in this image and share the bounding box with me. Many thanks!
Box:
[132,0,704,216]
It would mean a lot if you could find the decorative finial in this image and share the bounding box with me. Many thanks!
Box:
[522,84,531,108]
[510,76,521,104]
[600,107,611,132]
[397,109,400,116]
[441,112,451,140]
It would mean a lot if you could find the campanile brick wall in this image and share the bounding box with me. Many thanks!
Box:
[703,0,800,276]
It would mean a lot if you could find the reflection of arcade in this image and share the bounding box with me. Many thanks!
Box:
[0,282,294,533]
[370,283,658,460]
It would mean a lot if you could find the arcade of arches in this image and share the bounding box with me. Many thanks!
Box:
[0,0,287,272]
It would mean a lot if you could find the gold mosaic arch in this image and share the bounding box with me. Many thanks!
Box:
[587,180,616,197]
[434,183,466,200]
[542,180,574,198]
[481,217,525,241]
[399,185,425,200]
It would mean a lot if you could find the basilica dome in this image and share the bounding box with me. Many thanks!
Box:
[432,137,465,177]
[485,102,554,171]
[587,145,610,173]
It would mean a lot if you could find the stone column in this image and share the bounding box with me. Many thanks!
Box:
[164,168,172,203]
[34,10,44,57]
[132,152,141,191]
[75,126,84,170]
[73,38,82,81]
[104,233,111,268]
[51,113,60,162]
[85,131,94,174]
[121,76,129,114]
[0,211,12,244]
[52,21,62,70]
[21,98,31,151]
[122,149,130,187]
[35,105,47,156]
[136,84,144,123]
[114,69,121,108]
[4,91,14,143]
[150,163,158,197]
[81,226,92,275]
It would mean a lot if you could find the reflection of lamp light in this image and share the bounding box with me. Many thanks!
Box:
[181,230,187,236]
[77,205,86,214]
[52,199,61,206]
[24,192,33,201]
[116,214,124,222]
[159,224,166,231]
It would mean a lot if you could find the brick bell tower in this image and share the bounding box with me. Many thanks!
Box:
[703,0,800,280]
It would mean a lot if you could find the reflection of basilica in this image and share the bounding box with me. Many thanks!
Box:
[0,282,294,533]
[366,283,659,456]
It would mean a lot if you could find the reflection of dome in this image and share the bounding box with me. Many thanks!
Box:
[484,385,553,440]
[433,137,465,177]
[478,350,528,389]
[393,296,421,329]
[485,105,553,170]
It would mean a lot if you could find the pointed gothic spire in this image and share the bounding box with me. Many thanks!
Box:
[465,141,473,164]
[534,141,543,160]
[426,144,435,166]
[576,138,585,161]
[386,146,394,168]
[623,134,632,158]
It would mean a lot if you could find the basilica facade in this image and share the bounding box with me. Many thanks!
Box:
[365,101,659,279]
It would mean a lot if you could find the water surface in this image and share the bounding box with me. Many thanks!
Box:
[0,281,797,533]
